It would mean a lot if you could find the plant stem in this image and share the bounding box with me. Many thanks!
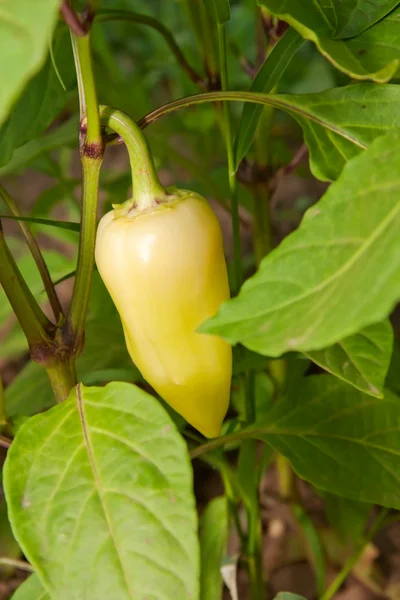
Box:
[99,106,165,210]
[68,157,102,351]
[95,10,202,85]
[243,371,265,599]
[71,34,102,146]
[0,558,34,573]
[320,509,388,600]
[217,24,242,293]
[45,360,77,403]
[251,182,272,264]
[0,222,53,346]
[138,92,366,153]
[68,28,103,352]
[0,376,6,427]
[0,183,63,323]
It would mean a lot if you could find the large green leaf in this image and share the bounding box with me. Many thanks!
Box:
[11,575,48,600]
[258,0,400,82]
[200,496,228,600]
[4,382,199,600]
[0,26,75,167]
[306,321,393,398]
[202,130,400,357]
[257,375,400,508]
[0,0,62,128]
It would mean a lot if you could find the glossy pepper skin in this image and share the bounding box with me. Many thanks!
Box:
[95,189,232,438]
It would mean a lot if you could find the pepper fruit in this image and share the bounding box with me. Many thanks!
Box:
[95,108,232,438]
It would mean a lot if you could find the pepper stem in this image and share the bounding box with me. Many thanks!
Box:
[99,106,166,212]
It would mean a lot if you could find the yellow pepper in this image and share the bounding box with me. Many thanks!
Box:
[95,109,232,437]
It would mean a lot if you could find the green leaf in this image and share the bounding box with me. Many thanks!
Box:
[332,1,400,39]
[0,0,61,127]
[234,27,304,169]
[4,382,199,600]
[0,117,78,177]
[258,375,400,508]
[258,0,399,82]
[202,130,400,357]
[306,321,393,398]
[203,0,231,24]
[11,575,48,600]
[200,496,228,600]
[0,26,75,167]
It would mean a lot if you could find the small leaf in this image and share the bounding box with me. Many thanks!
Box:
[202,130,400,357]
[203,0,231,24]
[306,321,393,398]
[11,575,49,600]
[4,382,199,600]
[0,0,62,127]
[234,27,304,169]
[200,496,228,600]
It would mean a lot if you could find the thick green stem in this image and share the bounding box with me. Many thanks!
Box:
[99,106,165,212]
[0,183,63,323]
[68,28,103,350]
[71,33,102,146]
[45,360,77,404]
[68,157,102,349]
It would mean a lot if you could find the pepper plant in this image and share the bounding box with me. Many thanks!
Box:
[1,1,400,599]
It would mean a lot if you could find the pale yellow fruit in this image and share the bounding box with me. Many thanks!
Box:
[95,191,232,437]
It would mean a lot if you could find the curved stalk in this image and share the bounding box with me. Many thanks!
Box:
[0,183,63,323]
[95,10,202,85]
[138,91,366,151]
[99,106,165,210]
